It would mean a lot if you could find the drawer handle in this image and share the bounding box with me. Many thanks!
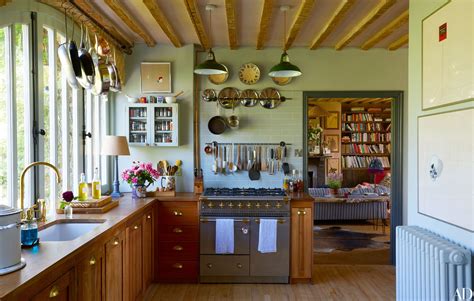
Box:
[147,215,152,219]
[172,263,183,269]
[49,285,59,298]
[207,263,213,269]
[173,210,183,216]
[113,238,119,246]
[255,219,286,224]
[297,210,306,216]
[236,263,243,269]
[173,227,183,233]
[134,225,139,230]
[173,245,183,251]
[89,256,96,266]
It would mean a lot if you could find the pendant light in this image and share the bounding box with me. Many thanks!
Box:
[269,6,302,78]
[194,4,227,75]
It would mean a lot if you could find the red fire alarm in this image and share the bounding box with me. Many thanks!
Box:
[439,23,447,41]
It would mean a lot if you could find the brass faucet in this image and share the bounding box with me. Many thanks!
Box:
[19,162,61,220]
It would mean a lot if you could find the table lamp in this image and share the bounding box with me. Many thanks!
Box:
[101,136,130,198]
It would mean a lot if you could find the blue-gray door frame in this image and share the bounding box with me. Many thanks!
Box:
[302,90,403,265]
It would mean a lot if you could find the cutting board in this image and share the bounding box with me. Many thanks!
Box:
[68,195,112,208]
[56,199,119,214]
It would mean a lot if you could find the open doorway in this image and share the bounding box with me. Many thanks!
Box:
[303,91,403,266]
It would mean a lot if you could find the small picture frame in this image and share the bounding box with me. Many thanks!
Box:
[141,62,171,93]
[324,134,339,152]
[325,111,340,129]
[326,158,340,175]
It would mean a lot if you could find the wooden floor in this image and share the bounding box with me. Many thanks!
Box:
[144,265,395,301]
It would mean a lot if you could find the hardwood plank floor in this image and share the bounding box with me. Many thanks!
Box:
[145,265,395,301]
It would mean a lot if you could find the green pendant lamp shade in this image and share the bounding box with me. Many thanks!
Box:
[194,49,227,75]
[268,51,302,78]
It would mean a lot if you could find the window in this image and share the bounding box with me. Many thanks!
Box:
[0,10,110,211]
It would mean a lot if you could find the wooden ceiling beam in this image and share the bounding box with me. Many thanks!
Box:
[256,0,274,50]
[309,0,355,49]
[183,0,210,49]
[388,33,408,50]
[104,0,156,47]
[284,0,316,50]
[143,0,182,47]
[335,0,396,50]
[39,0,133,54]
[361,9,408,50]
[225,0,238,49]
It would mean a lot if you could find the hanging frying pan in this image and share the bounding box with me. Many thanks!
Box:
[68,20,82,77]
[77,25,95,89]
[208,116,227,135]
[91,35,110,95]
[58,9,79,89]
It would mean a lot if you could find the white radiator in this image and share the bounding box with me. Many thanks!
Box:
[396,226,472,301]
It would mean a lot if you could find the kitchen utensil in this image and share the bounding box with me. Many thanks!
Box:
[68,37,82,77]
[212,144,218,174]
[248,153,261,181]
[239,63,261,85]
[170,166,179,176]
[109,50,121,92]
[269,148,274,175]
[106,56,118,91]
[208,64,229,85]
[0,205,23,274]
[208,116,227,135]
[165,96,177,103]
[236,145,242,170]
[91,36,111,95]
[222,146,227,174]
[218,87,240,109]
[58,43,80,89]
[240,89,259,107]
[77,26,95,89]
[271,76,292,86]
[204,145,213,154]
[261,146,267,171]
[174,91,184,97]
[259,88,282,109]
[97,36,111,56]
[282,146,290,174]
[230,145,237,173]
[227,115,239,128]
[202,89,217,102]
[247,146,252,170]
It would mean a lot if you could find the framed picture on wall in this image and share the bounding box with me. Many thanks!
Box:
[141,62,172,93]
[324,111,339,129]
[326,158,340,175]
[324,134,339,152]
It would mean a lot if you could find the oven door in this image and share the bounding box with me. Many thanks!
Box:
[200,218,250,254]
[250,218,290,277]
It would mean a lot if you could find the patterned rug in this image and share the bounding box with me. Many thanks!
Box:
[314,226,389,253]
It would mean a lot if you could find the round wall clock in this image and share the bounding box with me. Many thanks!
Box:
[238,63,260,85]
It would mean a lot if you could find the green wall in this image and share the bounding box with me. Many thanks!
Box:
[408,0,473,249]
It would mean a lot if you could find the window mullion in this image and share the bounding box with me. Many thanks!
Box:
[48,28,57,201]
[61,71,69,191]
[23,23,33,203]
[72,89,80,191]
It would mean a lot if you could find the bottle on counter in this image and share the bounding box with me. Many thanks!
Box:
[78,173,88,201]
[283,175,290,192]
[92,168,101,199]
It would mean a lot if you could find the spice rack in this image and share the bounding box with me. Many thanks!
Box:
[126,103,179,147]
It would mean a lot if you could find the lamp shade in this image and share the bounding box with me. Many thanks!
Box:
[268,51,302,78]
[101,136,130,156]
[194,49,228,75]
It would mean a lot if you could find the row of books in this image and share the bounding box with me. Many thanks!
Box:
[342,156,391,168]
[341,143,390,154]
[342,113,391,122]
[342,133,391,143]
[342,123,389,132]
[349,107,391,113]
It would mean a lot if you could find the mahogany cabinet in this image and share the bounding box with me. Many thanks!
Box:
[76,246,104,301]
[142,210,154,290]
[290,199,314,283]
[125,216,144,300]
[31,269,75,301]
[104,231,125,301]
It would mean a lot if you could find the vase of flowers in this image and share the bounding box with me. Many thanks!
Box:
[122,161,160,198]
[308,126,323,155]
[327,172,343,196]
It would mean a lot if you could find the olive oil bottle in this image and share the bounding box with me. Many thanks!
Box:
[78,173,88,201]
[92,168,101,199]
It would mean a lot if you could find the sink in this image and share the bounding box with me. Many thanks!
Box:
[39,220,105,242]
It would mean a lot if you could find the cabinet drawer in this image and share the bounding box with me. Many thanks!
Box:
[157,260,198,280]
[31,269,75,301]
[158,241,198,260]
[158,204,198,225]
[200,255,249,276]
[158,225,198,241]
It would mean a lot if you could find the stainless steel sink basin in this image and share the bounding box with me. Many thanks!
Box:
[39,220,105,242]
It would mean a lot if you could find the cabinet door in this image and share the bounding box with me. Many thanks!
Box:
[142,211,154,291]
[291,207,313,279]
[77,247,103,301]
[152,104,178,146]
[104,232,125,301]
[127,104,150,146]
[31,269,75,301]
[126,218,143,300]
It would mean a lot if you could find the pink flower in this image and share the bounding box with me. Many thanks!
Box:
[132,177,138,184]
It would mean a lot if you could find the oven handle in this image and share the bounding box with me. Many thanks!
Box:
[255,218,286,224]
[200,218,250,223]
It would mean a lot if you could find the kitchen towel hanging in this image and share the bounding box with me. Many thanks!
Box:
[215,219,234,254]
[258,219,277,253]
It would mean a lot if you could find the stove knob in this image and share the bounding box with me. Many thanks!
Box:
[208,202,214,208]
[228,202,234,208]
[255,202,261,209]
[237,202,243,209]
[219,202,225,208]
[246,202,252,209]
[265,202,270,208]
[276,202,282,209]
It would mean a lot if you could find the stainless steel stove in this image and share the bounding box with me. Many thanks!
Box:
[199,188,291,284]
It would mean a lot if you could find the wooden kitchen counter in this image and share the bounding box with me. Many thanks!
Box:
[0,192,198,300]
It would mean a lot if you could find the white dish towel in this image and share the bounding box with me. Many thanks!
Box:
[215,219,234,254]
[258,219,277,253]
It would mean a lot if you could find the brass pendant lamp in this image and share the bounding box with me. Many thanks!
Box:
[269,5,302,78]
[194,4,227,75]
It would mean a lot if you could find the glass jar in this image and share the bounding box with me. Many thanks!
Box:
[21,219,38,246]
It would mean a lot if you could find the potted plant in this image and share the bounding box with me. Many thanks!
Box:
[121,161,160,198]
[308,126,323,154]
[327,172,343,196]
